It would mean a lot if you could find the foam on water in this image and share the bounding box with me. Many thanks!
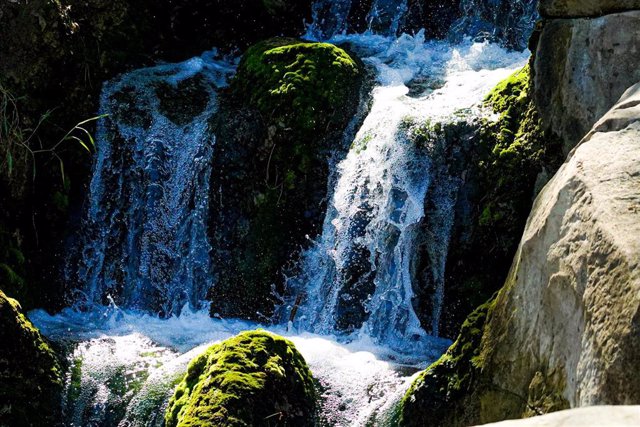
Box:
[31,306,449,426]
[280,31,528,353]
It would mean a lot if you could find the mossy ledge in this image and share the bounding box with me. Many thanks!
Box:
[397,297,496,427]
[397,65,569,427]
[231,38,362,133]
[438,63,564,337]
[208,39,366,320]
[165,330,316,427]
[0,289,64,425]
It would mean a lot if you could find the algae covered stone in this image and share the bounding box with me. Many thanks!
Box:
[231,38,362,133]
[208,39,365,320]
[0,289,63,425]
[165,330,316,427]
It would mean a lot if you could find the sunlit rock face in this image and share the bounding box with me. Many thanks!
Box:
[539,0,640,17]
[533,10,640,153]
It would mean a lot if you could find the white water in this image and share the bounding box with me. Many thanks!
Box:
[31,305,449,426]
[68,52,235,316]
[281,32,528,354]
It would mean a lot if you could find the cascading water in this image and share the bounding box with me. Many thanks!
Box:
[449,0,539,50]
[30,1,538,425]
[366,0,409,36]
[281,32,528,354]
[68,52,234,316]
[307,0,353,40]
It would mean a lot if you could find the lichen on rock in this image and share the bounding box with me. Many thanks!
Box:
[165,330,316,427]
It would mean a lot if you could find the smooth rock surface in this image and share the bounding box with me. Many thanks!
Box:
[533,11,640,152]
[484,82,640,410]
[477,406,640,427]
[539,0,640,17]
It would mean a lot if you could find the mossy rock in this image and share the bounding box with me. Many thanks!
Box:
[436,63,564,337]
[165,330,316,427]
[397,297,495,427]
[231,38,362,133]
[208,39,366,320]
[0,289,63,425]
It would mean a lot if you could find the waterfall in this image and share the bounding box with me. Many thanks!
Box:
[449,0,539,49]
[307,0,354,40]
[366,0,409,36]
[307,0,410,39]
[31,1,540,425]
[282,32,529,352]
[69,52,235,316]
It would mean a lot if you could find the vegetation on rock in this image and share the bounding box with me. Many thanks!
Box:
[437,63,564,337]
[232,38,361,133]
[0,289,64,425]
[165,330,316,427]
[208,39,366,320]
[398,297,496,426]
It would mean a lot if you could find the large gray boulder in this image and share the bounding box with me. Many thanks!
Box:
[400,83,640,426]
[533,11,640,153]
[476,406,640,427]
[484,81,640,410]
[539,0,640,17]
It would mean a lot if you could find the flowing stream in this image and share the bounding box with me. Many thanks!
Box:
[31,1,536,425]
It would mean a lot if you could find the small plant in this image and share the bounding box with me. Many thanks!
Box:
[0,84,106,185]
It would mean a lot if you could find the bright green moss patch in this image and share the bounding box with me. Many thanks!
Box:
[232,38,361,133]
[0,289,63,425]
[398,297,495,427]
[477,64,563,245]
[165,330,316,427]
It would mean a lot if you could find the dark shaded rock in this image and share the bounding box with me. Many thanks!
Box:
[208,39,367,321]
[0,289,64,425]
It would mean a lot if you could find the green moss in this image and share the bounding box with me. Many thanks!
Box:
[165,330,316,427]
[232,38,361,133]
[0,289,64,425]
[398,297,496,427]
[477,64,562,238]
[208,38,364,321]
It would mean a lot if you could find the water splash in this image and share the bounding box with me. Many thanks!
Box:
[449,0,539,50]
[69,52,235,316]
[366,0,409,36]
[30,305,449,427]
[281,32,528,352]
[306,0,354,40]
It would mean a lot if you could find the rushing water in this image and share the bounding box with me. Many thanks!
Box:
[68,52,235,316]
[279,32,528,354]
[33,0,536,425]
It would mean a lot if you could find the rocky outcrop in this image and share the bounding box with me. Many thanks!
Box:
[400,83,640,426]
[0,289,63,425]
[165,331,316,427]
[208,39,366,320]
[539,0,640,17]
[432,65,563,337]
[533,9,640,153]
[478,406,640,427]
[0,0,311,311]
